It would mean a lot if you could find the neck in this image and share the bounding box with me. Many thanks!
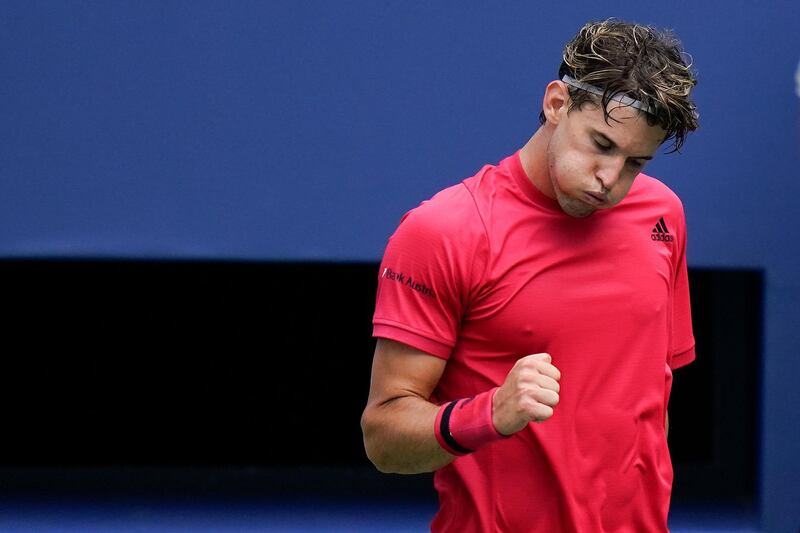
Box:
[519,127,556,200]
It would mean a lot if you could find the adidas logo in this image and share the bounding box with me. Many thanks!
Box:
[651,217,674,242]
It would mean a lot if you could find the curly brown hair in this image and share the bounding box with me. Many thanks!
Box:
[540,19,699,152]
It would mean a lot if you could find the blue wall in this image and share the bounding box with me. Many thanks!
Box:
[2,1,799,530]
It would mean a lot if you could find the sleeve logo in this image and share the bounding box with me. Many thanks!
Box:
[651,217,674,242]
[382,267,437,299]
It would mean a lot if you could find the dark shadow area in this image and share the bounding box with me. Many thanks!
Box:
[0,260,760,507]
[670,268,762,506]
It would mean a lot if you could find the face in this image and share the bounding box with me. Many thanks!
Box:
[545,90,666,218]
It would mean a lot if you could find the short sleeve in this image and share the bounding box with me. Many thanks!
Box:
[668,203,696,369]
[372,184,487,360]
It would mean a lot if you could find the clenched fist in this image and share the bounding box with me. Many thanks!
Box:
[492,353,561,435]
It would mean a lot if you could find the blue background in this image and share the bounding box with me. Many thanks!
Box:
[2,1,798,530]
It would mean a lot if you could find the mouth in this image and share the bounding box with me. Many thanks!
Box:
[582,192,608,207]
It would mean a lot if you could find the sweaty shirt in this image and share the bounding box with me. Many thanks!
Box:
[373,152,695,532]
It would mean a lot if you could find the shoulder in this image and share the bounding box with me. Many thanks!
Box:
[632,174,684,204]
[392,181,486,246]
[625,174,690,248]
[629,173,687,218]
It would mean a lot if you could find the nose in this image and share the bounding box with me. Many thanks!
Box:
[595,156,626,192]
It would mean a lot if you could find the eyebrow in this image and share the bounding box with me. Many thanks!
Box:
[592,131,654,161]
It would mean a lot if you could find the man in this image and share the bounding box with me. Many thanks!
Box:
[362,19,698,532]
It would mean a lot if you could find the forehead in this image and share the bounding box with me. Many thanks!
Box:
[571,101,666,152]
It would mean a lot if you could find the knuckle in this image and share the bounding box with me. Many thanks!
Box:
[534,405,554,421]
[518,371,539,387]
[520,397,538,416]
[540,377,558,393]
[525,384,544,400]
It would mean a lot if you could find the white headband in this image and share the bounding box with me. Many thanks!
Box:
[561,75,656,115]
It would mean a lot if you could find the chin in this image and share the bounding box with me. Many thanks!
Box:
[567,208,595,218]
[558,198,596,218]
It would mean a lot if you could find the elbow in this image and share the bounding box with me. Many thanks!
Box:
[360,408,397,474]
[365,448,395,474]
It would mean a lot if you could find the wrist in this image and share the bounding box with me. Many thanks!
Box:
[434,387,510,456]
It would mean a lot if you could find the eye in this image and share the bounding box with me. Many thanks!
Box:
[594,139,612,152]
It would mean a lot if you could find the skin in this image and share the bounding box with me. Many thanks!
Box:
[520,80,666,218]
[361,80,670,474]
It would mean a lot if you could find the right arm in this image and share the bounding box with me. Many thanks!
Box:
[360,338,453,474]
[361,338,562,474]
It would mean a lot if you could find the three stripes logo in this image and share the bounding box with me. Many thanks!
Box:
[651,217,674,242]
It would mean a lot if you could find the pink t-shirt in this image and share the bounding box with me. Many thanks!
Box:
[373,152,695,532]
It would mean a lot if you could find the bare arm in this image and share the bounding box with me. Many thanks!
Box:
[360,338,453,474]
[361,338,562,474]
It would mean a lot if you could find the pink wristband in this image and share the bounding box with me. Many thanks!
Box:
[434,387,509,456]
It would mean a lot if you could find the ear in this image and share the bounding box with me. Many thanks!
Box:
[542,80,570,125]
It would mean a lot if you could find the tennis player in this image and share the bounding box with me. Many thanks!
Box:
[362,19,699,532]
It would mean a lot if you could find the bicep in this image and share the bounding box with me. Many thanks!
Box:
[366,338,447,409]
[361,338,453,473]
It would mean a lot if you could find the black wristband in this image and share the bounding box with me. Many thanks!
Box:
[440,400,474,455]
